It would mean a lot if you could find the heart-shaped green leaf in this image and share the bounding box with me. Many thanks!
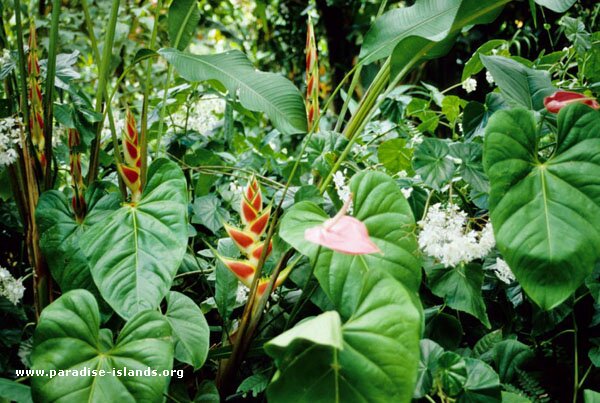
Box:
[36,185,120,293]
[483,104,600,309]
[31,290,173,402]
[80,159,188,319]
[266,269,422,403]
[413,138,456,191]
[279,171,421,318]
[165,291,210,369]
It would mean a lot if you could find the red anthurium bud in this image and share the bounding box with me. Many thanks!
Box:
[544,90,600,113]
[225,224,256,253]
[248,208,270,237]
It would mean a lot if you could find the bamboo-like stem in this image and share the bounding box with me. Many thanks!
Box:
[80,0,127,199]
[140,0,163,186]
[87,0,121,184]
[41,0,60,189]
[14,0,31,139]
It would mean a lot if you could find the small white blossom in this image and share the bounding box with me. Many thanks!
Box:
[0,49,11,67]
[418,203,495,267]
[486,71,495,85]
[492,258,515,284]
[398,170,408,178]
[462,77,477,93]
[235,283,249,305]
[172,96,226,136]
[333,170,352,212]
[458,123,464,133]
[401,187,413,199]
[0,116,23,167]
[0,266,25,305]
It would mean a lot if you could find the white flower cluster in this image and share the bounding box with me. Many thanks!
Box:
[0,116,22,167]
[491,258,515,284]
[486,71,495,85]
[172,96,225,136]
[418,203,495,267]
[462,77,477,93]
[0,49,11,67]
[0,266,25,305]
[333,170,352,212]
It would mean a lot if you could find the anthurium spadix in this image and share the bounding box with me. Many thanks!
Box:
[117,110,143,202]
[217,177,289,298]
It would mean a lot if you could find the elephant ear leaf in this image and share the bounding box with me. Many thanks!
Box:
[483,103,600,309]
[80,158,188,319]
[31,290,173,403]
[36,184,120,293]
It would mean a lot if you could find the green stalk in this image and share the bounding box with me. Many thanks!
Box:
[140,0,163,186]
[13,0,30,138]
[42,0,61,189]
[81,0,127,199]
[87,0,120,184]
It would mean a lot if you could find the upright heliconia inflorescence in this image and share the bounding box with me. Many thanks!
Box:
[118,110,143,202]
[218,177,290,299]
[27,23,46,171]
[305,16,320,132]
[68,129,86,219]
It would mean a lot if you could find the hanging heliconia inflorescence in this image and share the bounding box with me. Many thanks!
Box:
[27,23,46,171]
[118,110,143,202]
[217,177,290,299]
[305,16,320,132]
[68,129,86,220]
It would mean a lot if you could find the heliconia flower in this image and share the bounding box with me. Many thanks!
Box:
[68,129,86,219]
[305,196,381,255]
[544,90,600,113]
[27,23,45,171]
[218,176,288,299]
[305,16,320,132]
[117,110,142,202]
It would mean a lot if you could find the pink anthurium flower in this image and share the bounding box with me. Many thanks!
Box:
[304,197,381,255]
[544,90,600,113]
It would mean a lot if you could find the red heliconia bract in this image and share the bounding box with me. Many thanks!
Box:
[544,90,600,113]
[216,177,290,298]
[117,110,143,202]
[305,16,320,132]
[27,23,46,171]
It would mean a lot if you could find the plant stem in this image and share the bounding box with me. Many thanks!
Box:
[284,246,321,330]
[13,0,31,139]
[573,311,579,403]
[140,0,163,186]
[87,0,120,184]
[42,0,61,189]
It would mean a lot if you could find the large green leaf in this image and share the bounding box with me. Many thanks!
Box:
[492,340,533,383]
[80,159,188,319]
[426,264,490,328]
[168,0,200,50]
[359,0,462,64]
[0,378,32,403]
[534,0,576,12]
[31,290,173,402]
[483,104,600,309]
[266,270,422,403]
[480,55,556,111]
[36,185,120,293]
[158,48,307,135]
[387,0,510,78]
[279,171,421,318]
[413,138,456,191]
[165,291,210,370]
